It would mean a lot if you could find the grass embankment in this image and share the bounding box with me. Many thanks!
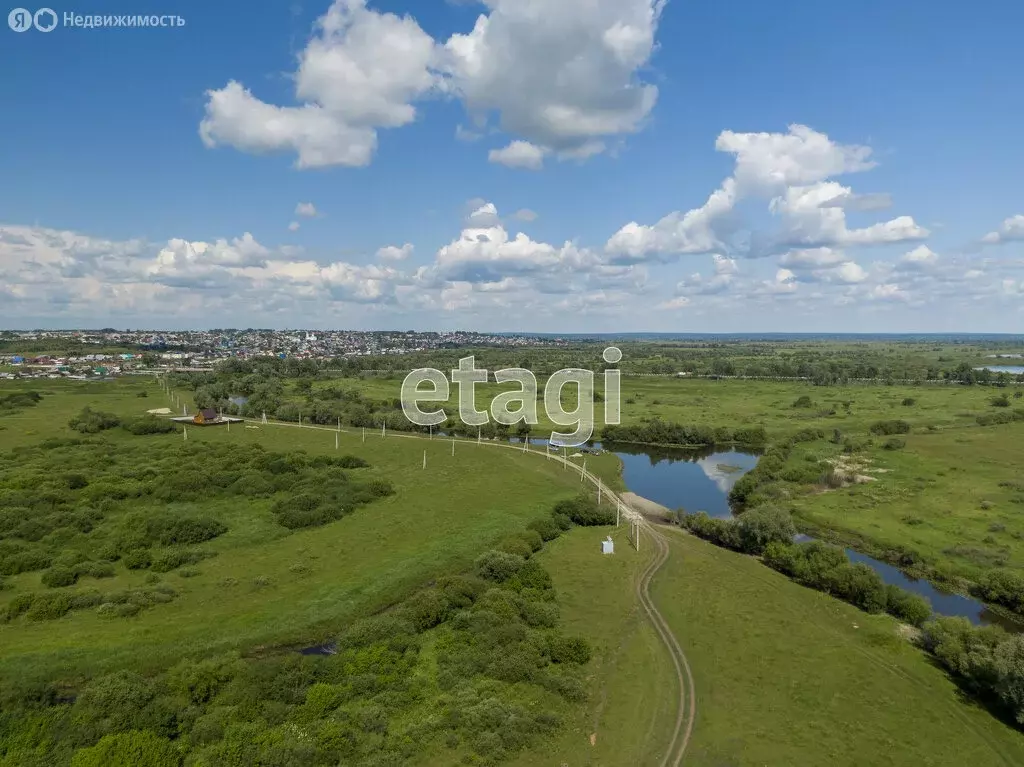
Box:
[530,526,1024,765]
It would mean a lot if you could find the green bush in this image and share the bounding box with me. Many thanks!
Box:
[885,585,932,626]
[527,517,561,541]
[497,537,534,559]
[41,565,79,588]
[79,561,116,579]
[517,529,544,553]
[25,592,72,621]
[551,512,574,531]
[475,550,525,583]
[883,437,906,450]
[553,495,615,526]
[681,511,741,550]
[901,397,917,406]
[148,515,227,546]
[735,505,797,555]
[68,407,121,434]
[70,730,181,767]
[123,549,152,570]
[123,416,177,435]
[549,636,592,664]
[976,569,1024,614]
[869,419,911,436]
[150,549,207,573]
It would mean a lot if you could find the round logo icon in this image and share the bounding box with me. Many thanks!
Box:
[34,7,57,32]
[8,7,33,31]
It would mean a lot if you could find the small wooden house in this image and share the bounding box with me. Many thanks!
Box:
[192,408,219,425]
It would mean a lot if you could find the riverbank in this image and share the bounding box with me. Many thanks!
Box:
[622,491,674,523]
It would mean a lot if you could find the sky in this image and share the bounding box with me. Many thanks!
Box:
[1,0,1023,333]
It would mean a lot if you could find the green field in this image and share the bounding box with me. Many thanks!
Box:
[302,373,1013,438]
[4,365,1024,764]
[510,526,1024,766]
[0,380,597,687]
[790,421,1024,582]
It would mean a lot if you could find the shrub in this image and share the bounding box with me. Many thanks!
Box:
[0,549,53,575]
[885,585,932,626]
[869,420,911,436]
[434,576,485,614]
[549,636,592,664]
[735,505,797,555]
[123,416,177,435]
[827,563,887,613]
[150,549,207,573]
[79,561,116,579]
[992,394,1012,408]
[681,511,741,550]
[408,589,451,632]
[65,473,89,489]
[25,592,72,621]
[551,513,573,531]
[792,395,814,408]
[70,730,181,767]
[517,529,544,553]
[148,515,227,546]
[791,427,826,443]
[68,407,121,434]
[276,506,344,530]
[497,537,534,559]
[475,550,525,583]
[527,517,562,541]
[553,495,615,526]
[901,397,917,406]
[976,569,1024,614]
[883,437,906,450]
[41,565,79,588]
[123,549,152,570]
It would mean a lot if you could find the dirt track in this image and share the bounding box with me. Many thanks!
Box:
[637,525,697,766]
[236,417,698,763]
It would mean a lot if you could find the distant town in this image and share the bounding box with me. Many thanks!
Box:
[0,328,570,380]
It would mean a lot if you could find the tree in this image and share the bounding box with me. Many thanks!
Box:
[736,505,796,555]
[994,635,1024,723]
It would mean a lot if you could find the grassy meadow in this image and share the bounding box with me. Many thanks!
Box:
[302,372,1016,439]
[512,525,1024,766]
[0,378,599,690]
[652,528,1024,766]
[4,365,1024,764]
[790,420,1024,581]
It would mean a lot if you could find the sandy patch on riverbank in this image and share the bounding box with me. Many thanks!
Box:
[146,408,173,415]
[621,491,674,522]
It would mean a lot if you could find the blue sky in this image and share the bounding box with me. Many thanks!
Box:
[1,0,1022,332]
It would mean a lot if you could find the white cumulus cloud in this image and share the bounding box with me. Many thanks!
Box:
[377,243,414,261]
[981,214,1024,245]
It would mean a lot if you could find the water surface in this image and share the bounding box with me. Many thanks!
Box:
[609,444,1019,630]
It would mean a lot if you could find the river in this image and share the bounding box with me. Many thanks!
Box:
[601,441,1019,631]
[300,434,1018,654]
